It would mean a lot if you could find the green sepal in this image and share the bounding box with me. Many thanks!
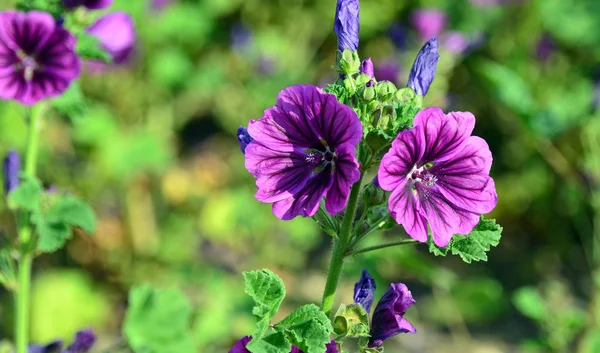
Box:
[333,303,371,338]
[336,49,361,76]
[355,74,372,87]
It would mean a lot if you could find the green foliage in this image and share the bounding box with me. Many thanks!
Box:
[243,269,286,340]
[275,304,333,353]
[428,217,503,263]
[333,303,370,338]
[123,285,196,353]
[52,81,88,122]
[7,176,42,211]
[513,287,548,321]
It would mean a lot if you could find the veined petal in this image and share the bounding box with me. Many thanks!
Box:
[388,179,428,242]
[325,144,360,215]
[378,127,425,192]
[272,168,333,220]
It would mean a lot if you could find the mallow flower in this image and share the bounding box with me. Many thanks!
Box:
[86,12,136,67]
[29,329,96,353]
[0,11,80,105]
[369,283,416,347]
[353,269,376,313]
[244,84,362,220]
[407,37,439,96]
[378,107,497,246]
[334,0,360,52]
[237,126,253,154]
[3,150,20,195]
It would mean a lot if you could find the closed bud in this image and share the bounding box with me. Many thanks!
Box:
[407,37,439,96]
[362,86,376,101]
[334,0,360,52]
[376,81,397,101]
[363,182,386,207]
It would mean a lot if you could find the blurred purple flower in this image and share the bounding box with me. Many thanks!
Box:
[369,283,416,347]
[410,9,446,42]
[373,59,400,86]
[536,33,555,61]
[0,11,80,105]
[28,329,95,353]
[593,81,600,113]
[388,22,408,50]
[378,107,497,246]
[231,23,253,52]
[28,341,62,353]
[244,85,362,220]
[440,31,470,54]
[237,126,253,154]
[407,37,439,96]
[3,150,20,195]
[62,0,113,10]
[354,269,376,314]
[150,0,172,11]
[334,0,360,51]
[86,12,136,68]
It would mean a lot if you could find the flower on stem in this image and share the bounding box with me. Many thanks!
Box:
[62,0,113,10]
[3,150,20,195]
[244,84,362,220]
[407,37,439,96]
[377,107,497,247]
[369,283,416,347]
[0,11,80,105]
[237,126,253,154]
[86,12,136,68]
[353,269,376,314]
[334,0,360,52]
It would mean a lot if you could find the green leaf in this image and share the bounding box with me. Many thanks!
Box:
[428,239,449,257]
[333,303,370,338]
[246,332,291,353]
[275,304,333,353]
[45,195,96,234]
[513,287,548,322]
[76,33,112,63]
[36,218,71,253]
[123,284,196,353]
[243,269,286,340]
[7,176,42,211]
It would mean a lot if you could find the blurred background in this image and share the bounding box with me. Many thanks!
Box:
[1,0,600,352]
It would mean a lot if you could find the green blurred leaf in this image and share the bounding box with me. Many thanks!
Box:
[7,176,42,211]
[52,81,88,122]
[275,304,333,353]
[76,33,112,63]
[36,219,71,253]
[513,287,548,322]
[45,196,96,234]
[243,269,286,340]
[123,284,196,353]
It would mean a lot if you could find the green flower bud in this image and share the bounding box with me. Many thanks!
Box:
[337,49,361,76]
[395,87,416,103]
[363,182,386,207]
[362,86,376,101]
[376,81,397,102]
[355,73,372,87]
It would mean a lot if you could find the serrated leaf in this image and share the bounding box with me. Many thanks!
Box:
[36,219,71,253]
[7,176,42,211]
[428,238,449,256]
[76,33,112,63]
[333,303,370,338]
[45,195,96,234]
[275,304,333,353]
[243,269,286,340]
[450,217,502,263]
[123,284,196,353]
[247,332,291,353]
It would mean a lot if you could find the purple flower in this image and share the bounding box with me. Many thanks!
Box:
[388,22,407,50]
[86,12,136,66]
[229,336,311,353]
[3,150,20,195]
[354,269,376,314]
[28,341,62,353]
[360,58,374,87]
[378,107,497,246]
[231,23,253,52]
[237,126,253,154]
[410,9,446,42]
[407,37,439,96]
[334,0,360,52]
[536,33,555,62]
[64,329,95,353]
[0,11,80,105]
[369,283,416,347]
[440,31,470,54]
[374,59,400,86]
[150,0,172,11]
[245,85,362,220]
[62,0,113,10]
[325,340,339,352]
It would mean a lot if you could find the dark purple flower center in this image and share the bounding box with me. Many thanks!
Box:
[305,144,337,171]
[409,163,437,187]
[15,50,39,81]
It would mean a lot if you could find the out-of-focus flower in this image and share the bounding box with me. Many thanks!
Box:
[410,9,446,42]
[407,37,439,96]
[28,329,95,353]
[373,59,400,86]
[231,23,253,52]
[62,0,113,10]
[237,126,253,154]
[378,107,497,246]
[334,0,360,51]
[369,283,416,347]
[388,22,407,50]
[86,12,136,67]
[244,85,362,220]
[536,33,555,61]
[3,150,20,195]
[28,341,62,353]
[150,0,172,11]
[440,31,470,54]
[354,269,376,314]
[0,11,80,105]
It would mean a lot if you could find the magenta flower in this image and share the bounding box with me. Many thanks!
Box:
[245,85,362,220]
[410,9,446,42]
[63,0,113,10]
[0,11,80,105]
[378,107,497,246]
[369,283,416,347]
[86,12,135,66]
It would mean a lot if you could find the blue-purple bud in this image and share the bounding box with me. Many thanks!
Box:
[353,269,376,314]
[64,329,96,353]
[334,0,360,52]
[360,58,375,87]
[3,150,20,195]
[407,37,439,96]
[237,126,253,154]
[369,283,416,348]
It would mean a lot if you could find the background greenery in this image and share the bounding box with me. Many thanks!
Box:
[1,0,600,352]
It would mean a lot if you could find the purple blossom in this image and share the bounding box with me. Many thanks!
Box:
[325,340,339,352]
[237,126,253,154]
[536,33,555,61]
[28,329,95,353]
[360,58,374,87]
[0,11,80,105]
[62,0,113,10]
[369,283,416,347]
[407,37,439,96]
[410,9,446,42]
[374,59,400,86]
[334,0,360,52]
[86,12,136,66]
[231,23,252,52]
[378,107,497,246]
[245,85,362,220]
[3,150,20,195]
[354,269,376,314]
[440,31,471,54]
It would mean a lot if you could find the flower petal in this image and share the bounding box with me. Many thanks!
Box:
[388,179,428,242]
[325,144,360,215]
[272,168,333,220]
[378,127,425,191]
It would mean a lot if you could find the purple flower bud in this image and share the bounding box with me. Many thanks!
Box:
[334,0,360,52]
[237,126,253,154]
[325,340,339,353]
[63,0,113,10]
[28,341,62,353]
[64,329,95,353]
[371,175,380,188]
[360,58,375,87]
[150,0,172,11]
[369,283,416,347]
[353,269,376,314]
[410,9,446,42]
[407,37,439,96]
[86,12,136,67]
[3,150,20,195]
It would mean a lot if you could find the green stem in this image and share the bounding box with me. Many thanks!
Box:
[348,215,388,249]
[347,239,419,256]
[320,173,364,317]
[15,107,42,353]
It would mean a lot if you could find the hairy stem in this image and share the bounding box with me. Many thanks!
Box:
[347,239,419,256]
[15,107,42,353]
[320,174,364,317]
